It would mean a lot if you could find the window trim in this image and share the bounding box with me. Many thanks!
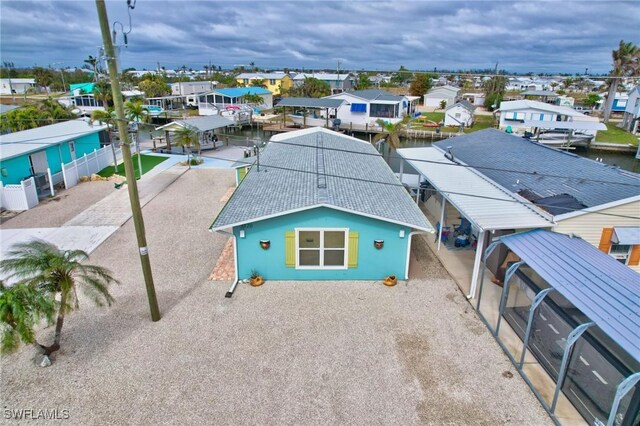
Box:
[295,228,349,270]
[608,244,632,265]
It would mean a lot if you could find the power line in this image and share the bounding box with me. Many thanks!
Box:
[2,128,638,189]
[192,151,640,221]
[266,139,640,188]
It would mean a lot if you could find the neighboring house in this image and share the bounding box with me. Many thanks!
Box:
[198,87,273,116]
[521,90,559,102]
[58,83,143,115]
[171,81,214,96]
[325,89,418,128]
[126,70,157,78]
[423,85,460,108]
[431,129,640,272]
[621,86,640,134]
[0,119,107,186]
[210,127,433,281]
[496,99,596,134]
[0,78,36,95]
[553,96,575,107]
[443,100,475,127]
[595,92,629,112]
[293,73,354,94]
[235,72,292,95]
[461,92,485,106]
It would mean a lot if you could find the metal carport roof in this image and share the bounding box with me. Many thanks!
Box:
[523,120,607,131]
[396,147,554,231]
[156,115,235,132]
[275,98,345,109]
[498,229,640,362]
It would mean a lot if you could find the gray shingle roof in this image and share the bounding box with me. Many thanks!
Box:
[346,90,405,102]
[499,229,640,362]
[276,98,345,109]
[446,99,476,112]
[434,129,640,213]
[211,128,432,231]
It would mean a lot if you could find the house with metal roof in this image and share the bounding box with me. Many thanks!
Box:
[443,100,476,127]
[476,229,640,426]
[324,89,418,130]
[396,128,639,301]
[424,85,460,108]
[235,72,292,95]
[275,97,346,128]
[156,115,235,152]
[0,78,36,95]
[210,127,433,282]
[198,87,273,116]
[433,128,640,270]
[292,73,354,94]
[0,119,107,185]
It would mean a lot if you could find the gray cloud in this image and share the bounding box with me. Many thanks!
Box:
[1,0,638,73]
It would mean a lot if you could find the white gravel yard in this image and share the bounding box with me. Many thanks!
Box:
[0,168,552,425]
[0,180,116,228]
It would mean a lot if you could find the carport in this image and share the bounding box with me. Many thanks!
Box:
[396,146,554,298]
[275,97,345,128]
[476,229,640,426]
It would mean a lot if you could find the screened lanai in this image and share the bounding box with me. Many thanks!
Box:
[477,229,640,426]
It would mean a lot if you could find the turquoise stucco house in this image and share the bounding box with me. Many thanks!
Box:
[0,119,107,185]
[210,127,434,281]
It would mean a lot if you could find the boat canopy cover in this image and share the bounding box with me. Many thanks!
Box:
[276,98,345,109]
[524,120,607,131]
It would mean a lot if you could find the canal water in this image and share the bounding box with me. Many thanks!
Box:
[226,127,639,173]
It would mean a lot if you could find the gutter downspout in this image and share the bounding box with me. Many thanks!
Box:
[405,231,430,280]
[210,229,239,298]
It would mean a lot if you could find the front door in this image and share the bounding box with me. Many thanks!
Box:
[69,141,77,161]
[28,150,48,175]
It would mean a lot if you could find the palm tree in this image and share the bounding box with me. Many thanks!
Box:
[90,108,115,126]
[0,281,56,353]
[603,40,640,123]
[0,240,118,356]
[84,55,98,81]
[372,115,411,163]
[94,78,114,109]
[173,125,199,168]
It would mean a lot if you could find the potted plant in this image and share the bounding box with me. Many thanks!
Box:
[383,275,397,287]
[250,269,264,287]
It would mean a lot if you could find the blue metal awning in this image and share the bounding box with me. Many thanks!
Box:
[350,103,367,113]
[612,226,640,245]
[498,229,640,362]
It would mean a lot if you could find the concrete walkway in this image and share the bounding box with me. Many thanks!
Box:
[65,162,186,227]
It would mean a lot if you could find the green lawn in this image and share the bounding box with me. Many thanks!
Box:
[97,154,168,178]
[410,112,496,133]
[595,124,639,145]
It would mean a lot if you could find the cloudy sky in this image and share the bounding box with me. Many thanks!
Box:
[1,0,639,74]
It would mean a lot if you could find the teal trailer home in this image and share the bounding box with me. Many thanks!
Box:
[0,119,106,185]
[210,127,434,281]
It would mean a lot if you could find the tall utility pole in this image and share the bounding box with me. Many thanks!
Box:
[95,0,161,321]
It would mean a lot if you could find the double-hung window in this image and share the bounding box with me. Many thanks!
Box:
[296,229,348,269]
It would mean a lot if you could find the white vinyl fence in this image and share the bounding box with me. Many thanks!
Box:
[61,144,124,190]
[0,177,39,211]
[0,144,124,212]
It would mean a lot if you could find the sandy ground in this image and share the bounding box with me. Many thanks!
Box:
[0,181,116,228]
[0,168,551,425]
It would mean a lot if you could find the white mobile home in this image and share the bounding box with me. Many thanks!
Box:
[0,78,36,95]
[424,85,460,108]
[325,90,417,129]
[443,100,475,127]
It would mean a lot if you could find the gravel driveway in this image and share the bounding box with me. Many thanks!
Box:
[0,168,551,425]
